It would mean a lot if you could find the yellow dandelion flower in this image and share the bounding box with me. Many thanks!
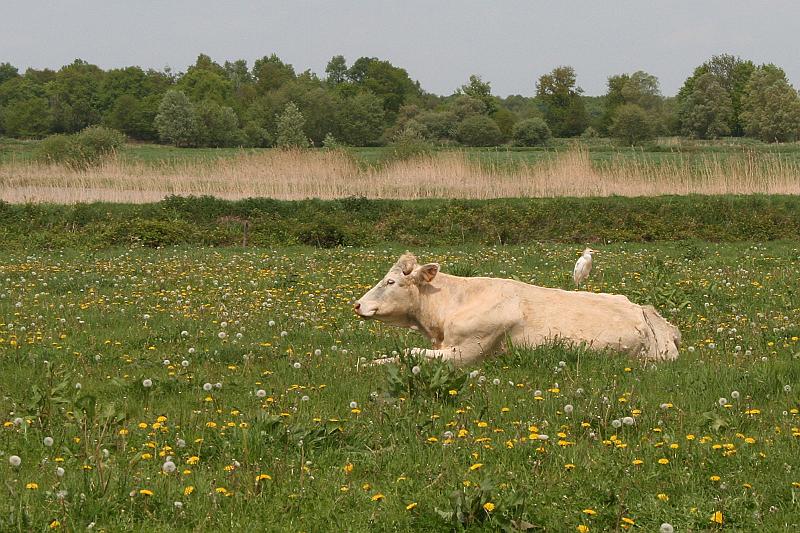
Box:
[632,459,644,466]
[710,475,721,482]
[49,520,61,529]
[25,482,38,490]
[710,511,723,524]
[582,509,596,515]
[483,502,495,512]
[621,517,634,525]
[139,489,154,496]
[343,463,353,474]
[577,525,589,533]
[657,493,669,502]
[255,473,272,482]
[371,493,385,501]
[564,463,576,470]
[187,456,200,464]
[406,502,418,511]
[658,458,669,465]
[469,463,483,471]
[183,486,194,496]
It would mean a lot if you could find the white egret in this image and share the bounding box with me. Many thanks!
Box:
[573,248,597,288]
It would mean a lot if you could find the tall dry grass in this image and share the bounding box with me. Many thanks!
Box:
[1,148,799,204]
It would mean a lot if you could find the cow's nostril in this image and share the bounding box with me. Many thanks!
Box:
[354,302,361,310]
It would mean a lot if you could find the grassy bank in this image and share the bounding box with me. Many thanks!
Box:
[2,195,800,251]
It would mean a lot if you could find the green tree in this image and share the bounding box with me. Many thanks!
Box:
[337,92,386,146]
[512,117,551,146]
[0,62,19,85]
[47,59,104,133]
[347,57,420,112]
[491,107,517,141]
[253,54,296,94]
[459,74,497,114]
[0,76,52,137]
[609,104,654,145]
[224,60,253,91]
[154,90,197,146]
[325,55,348,85]
[455,115,503,146]
[677,54,756,135]
[678,73,733,139]
[741,67,800,142]
[275,101,309,148]
[602,71,663,132]
[1,96,52,137]
[178,68,233,105]
[194,100,241,147]
[535,66,588,136]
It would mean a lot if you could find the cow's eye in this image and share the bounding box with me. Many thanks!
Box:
[386,279,396,285]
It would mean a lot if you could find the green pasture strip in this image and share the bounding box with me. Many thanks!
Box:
[2,195,800,251]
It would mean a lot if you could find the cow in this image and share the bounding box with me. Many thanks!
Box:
[354,253,681,366]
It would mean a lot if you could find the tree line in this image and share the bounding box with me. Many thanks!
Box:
[0,53,798,148]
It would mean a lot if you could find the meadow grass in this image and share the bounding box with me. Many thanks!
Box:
[1,242,799,531]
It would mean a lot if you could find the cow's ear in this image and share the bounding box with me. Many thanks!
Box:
[415,263,439,283]
[395,253,418,275]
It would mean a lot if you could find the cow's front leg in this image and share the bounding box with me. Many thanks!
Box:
[406,344,485,366]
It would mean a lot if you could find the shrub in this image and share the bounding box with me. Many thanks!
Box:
[388,125,433,161]
[35,126,125,168]
[35,134,80,164]
[455,116,503,147]
[609,104,654,145]
[512,117,552,146]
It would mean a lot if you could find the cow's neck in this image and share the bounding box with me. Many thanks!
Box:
[413,273,459,348]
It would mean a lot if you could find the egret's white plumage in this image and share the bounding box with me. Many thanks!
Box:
[573,248,597,287]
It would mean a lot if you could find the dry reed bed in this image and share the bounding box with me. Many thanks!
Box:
[2,149,799,204]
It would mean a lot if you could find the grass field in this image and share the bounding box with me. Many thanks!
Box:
[1,242,799,531]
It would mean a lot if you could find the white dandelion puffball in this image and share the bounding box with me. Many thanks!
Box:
[314,349,322,356]
[268,320,276,327]
[9,455,22,467]
[43,437,54,447]
[731,390,740,399]
[659,524,674,533]
[181,360,190,367]
[143,314,150,320]
[203,383,213,391]
[218,331,227,339]
[256,389,267,398]
[611,419,622,428]
[622,416,635,426]
[718,397,728,406]
[349,401,358,409]
[293,362,301,369]
[214,382,222,389]
[564,404,574,415]
[492,378,501,385]
[56,466,65,477]
[181,330,189,337]
[142,379,153,388]
[162,460,176,473]
[411,365,421,375]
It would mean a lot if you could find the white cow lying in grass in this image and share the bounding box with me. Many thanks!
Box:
[354,253,680,366]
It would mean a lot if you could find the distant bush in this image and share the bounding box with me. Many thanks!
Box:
[610,104,655,145]
[35,126,125,168]
[455,116,503,147]
[512,118,552,146]
[388,125,434,160]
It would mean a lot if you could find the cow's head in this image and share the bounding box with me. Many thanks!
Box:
[354,253,439,326]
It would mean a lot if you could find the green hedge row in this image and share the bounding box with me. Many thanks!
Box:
[2,195,799,250]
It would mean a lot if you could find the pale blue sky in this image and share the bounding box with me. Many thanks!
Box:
[1,1,797,96]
